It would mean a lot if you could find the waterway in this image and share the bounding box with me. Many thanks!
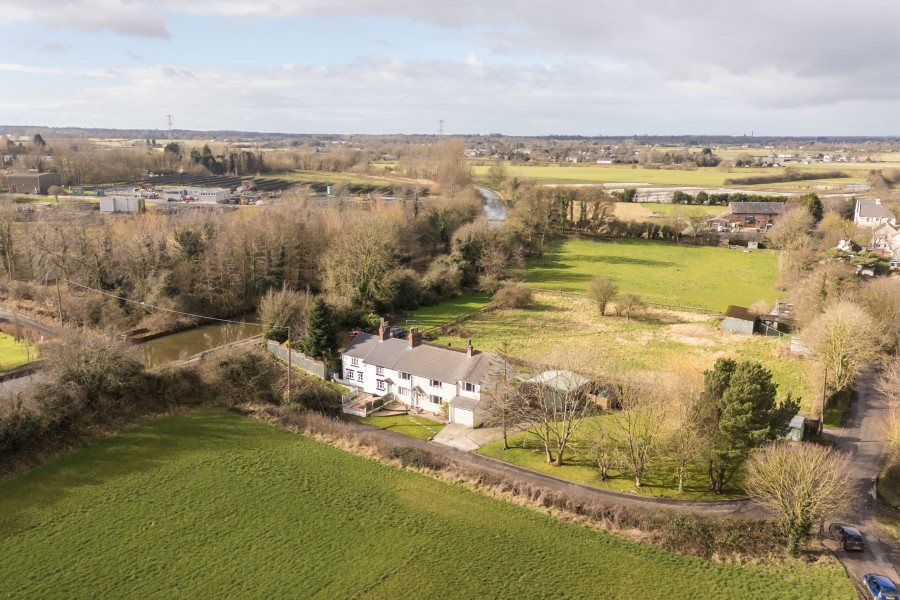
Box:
[477,186,507,226]
[140,314,262,368]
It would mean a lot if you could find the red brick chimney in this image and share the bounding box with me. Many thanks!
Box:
[466,338,474,357]
[378,319,389,342]
[407,327,422,348]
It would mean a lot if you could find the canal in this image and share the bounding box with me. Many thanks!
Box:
[140,314,262,368]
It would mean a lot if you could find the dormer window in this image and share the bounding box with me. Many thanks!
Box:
[430,380,441,388]
[462,382,475,393]
[400,372,411,380]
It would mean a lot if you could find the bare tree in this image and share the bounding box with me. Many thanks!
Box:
[766,205,815,251]
[480,351,518,450]
[585,420,624,481]
[614,293,644,320]
[48,185,64,204]
[514,353,597,466]
[745,442,852,554]
[683,207,711,238]
[666,369,711,493]
[587,275,618,316]
[801,301,883,392]
[609,375,667,487]
[259,285,312,344]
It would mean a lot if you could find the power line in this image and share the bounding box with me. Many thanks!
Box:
[62,278,268,328]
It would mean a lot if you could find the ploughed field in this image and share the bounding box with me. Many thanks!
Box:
[0,410,853,599]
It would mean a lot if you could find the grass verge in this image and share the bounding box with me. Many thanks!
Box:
[347,413,445,440]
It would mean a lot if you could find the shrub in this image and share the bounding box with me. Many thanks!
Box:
[491,283,533,309]
[388,446,446,470]
[0,401,42,458]
[205,347,281,405]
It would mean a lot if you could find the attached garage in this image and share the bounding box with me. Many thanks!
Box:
[449,396,480,428]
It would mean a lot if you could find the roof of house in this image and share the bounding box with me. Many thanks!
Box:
[449,395,479,411]
[724,305,758,322]
[343,332,495,384]
[524,370,592,393]
[858,199,896,219]
[728,202,785,215]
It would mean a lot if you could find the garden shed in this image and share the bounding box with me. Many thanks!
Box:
[722,305,758,335]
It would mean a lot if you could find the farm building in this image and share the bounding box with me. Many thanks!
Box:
[723,202,785,228]
[8,172,61,195]
[100,196,145,214]
[722,305,758,335]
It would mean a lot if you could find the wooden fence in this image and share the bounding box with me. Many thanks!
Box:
[265,340,328,379]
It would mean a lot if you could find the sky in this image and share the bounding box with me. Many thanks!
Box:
[2,1,900,136]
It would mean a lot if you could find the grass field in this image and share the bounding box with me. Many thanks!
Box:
[0,332,36,371]
[429,291,814,414]
[479,416,745,500]
[472,163,870,187]
[409,291,490,330]
[527,238,782,310]
[350,414,446,440]
[614,202,726,220]
[0,410,854,599]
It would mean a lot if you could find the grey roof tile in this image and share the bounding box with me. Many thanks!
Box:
[449,395,479,411]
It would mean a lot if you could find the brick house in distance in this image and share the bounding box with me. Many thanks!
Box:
[723,201,785,228]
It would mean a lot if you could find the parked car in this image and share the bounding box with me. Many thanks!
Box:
[348,329,363,338]
[389,327,406,339]
[864,574,900,600]
[830,523,866,551]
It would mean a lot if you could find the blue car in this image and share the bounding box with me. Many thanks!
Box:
[864,574,900,600]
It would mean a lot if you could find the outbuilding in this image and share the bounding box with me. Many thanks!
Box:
[8,172,61,195]
[723,305,758,335]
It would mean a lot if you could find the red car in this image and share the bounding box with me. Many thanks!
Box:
[349,329,363,338]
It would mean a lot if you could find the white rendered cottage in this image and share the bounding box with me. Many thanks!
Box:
[341,323,496,427]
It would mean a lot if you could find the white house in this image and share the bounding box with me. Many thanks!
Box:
[341,323,498,427]
[872,221,900,267]
[854,199,897,228]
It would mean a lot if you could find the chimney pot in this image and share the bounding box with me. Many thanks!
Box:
[379,320,389,342]
[407,326,421,348]
[466,338,474,357]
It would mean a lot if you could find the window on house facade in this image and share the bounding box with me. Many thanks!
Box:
[462,382,475,393]
[351,357,359,367]
[356,371,363,382]
[376,367,384,376]
[398,387,409,397]
[400,372,411,380]
[430,379,441,388]
[376,380,386,391]
[346,369,354,380]
[430,394,442,405]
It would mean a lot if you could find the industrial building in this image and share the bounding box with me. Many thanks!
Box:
[8,172,61,195]
[100,196,146,214]
[161,187,230,203]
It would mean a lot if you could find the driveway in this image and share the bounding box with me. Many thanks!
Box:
[0,308,56,339]
[827,372,899,588]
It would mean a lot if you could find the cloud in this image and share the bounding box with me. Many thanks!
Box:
[0,0,169,38]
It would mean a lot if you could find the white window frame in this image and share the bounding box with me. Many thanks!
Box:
[430,394,442,405]
[376,380,386,391]
[398,387,409,397]
[346,369,354,380]
[356,371,363,382]
[430,379,442,388]
[400,372,411,381]
[462,381,475,393]
[376,366,384,376]
[351,357,359,367]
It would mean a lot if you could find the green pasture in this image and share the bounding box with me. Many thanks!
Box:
[409,291,490,330]
[527,238,781,310]
[0,410,853,599]
[349,414,445,440]
[0,332,37,371]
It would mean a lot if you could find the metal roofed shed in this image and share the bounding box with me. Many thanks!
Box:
[785,415,805,442]
[723,305,758,335]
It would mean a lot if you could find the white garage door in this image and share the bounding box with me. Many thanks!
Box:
[451,407,474,428]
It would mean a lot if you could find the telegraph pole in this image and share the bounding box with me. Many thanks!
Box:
[55,278,63,327]
[438,119,444,139]
[287,327,292,402]
[819,365,828,435]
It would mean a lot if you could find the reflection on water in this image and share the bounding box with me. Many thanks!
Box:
[140,313,262,367]
[477,186,507,222]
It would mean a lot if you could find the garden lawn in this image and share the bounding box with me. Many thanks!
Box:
[478,420,746,500]
[527,238,781,310]
[409,291,490,329]
[352,414,445,440]
[0,332,36,371]
[0,410,854,599]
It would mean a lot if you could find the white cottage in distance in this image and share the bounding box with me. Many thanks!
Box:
[341,321,498,427]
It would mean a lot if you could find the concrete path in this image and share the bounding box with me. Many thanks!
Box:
[432,424,481,451]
